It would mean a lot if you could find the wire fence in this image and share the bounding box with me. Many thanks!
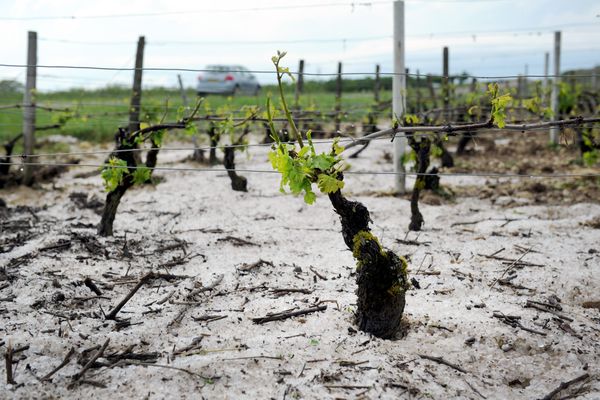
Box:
[1,40,598,187]
[1,63,596,79]
[2,122,598,162]
[2,160,600,180]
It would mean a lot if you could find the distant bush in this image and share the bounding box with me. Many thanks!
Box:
[0,80,24,94]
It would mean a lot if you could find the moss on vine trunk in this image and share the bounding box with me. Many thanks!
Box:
[329,185,408,339]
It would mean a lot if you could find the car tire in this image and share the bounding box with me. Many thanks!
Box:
[253,85,260,96]
[197,92,207,97]
[231,85,240,96]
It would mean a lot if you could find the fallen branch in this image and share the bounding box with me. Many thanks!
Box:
[489,247,534,289]
[5,343,15,384]
[216,236,258,247]
[309,266,328,281]
[110,359,215,381]
[192,314,227,323]
[105,272,156,320]
[271,287,313,296]
[395,238,431,246]
[252,305,327,324]
[528,299,562,311]
[222,355,284,361]
[480,253,544,267]
[187,274,224,299]
[39,240,72,252]
[539,373,590,400]
[84,277,103,296]
[41,347,75,381]
[493,312,547,336]
[70,339,110,385]
[325,384,372,390]
[418,354,467,373]
[168,274,224,327]
[237,259,274,272]
[525,300,574,322]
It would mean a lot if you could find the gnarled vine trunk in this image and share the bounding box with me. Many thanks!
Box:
[576,126,598,156]
[97,176,134,236]
[208,124,219,165]
[262,122,274,144]
[435,137,454,168]
[97,129,138,237]
[329,187,408,339]
[145,140,160,171]
[408,137,431,231]
[456,132,475,155]
[1,135,21,176]
[223,146,247,192]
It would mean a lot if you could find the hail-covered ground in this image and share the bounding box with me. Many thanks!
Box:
[1,132,599,399]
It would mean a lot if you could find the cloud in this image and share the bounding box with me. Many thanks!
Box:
[0,0,597,90]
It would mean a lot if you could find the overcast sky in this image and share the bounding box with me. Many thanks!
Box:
[0,0,599,91]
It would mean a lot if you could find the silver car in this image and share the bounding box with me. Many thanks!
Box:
[196,65,261,96]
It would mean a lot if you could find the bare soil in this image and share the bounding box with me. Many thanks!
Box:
[1,131,599,399]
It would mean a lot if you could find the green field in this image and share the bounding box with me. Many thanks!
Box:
[0,85,392,149]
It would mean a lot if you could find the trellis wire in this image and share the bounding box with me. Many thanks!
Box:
[0,63,595,79]
[2,161,600,179]
[3,122,598,160]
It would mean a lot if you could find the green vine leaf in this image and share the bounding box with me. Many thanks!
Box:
[51,110,74,126]
[332,137,345,155]
[184,121,198,136]
[309,154,336,171]
[303,189,317,204]
[267,52,346,204]
[317,174,345,193]
[101,157,128,192]
[487,83,512,128]
[151,129,165,147]
[583,149,599,166]
[404,114,420,125]
[467,105,479,116]
[132,166,151,185]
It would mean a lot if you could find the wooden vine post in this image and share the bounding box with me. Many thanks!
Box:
[543,52,550,104]
[98,36,145,236]
[416,69,422,113]
[426,74,437,108]
[294,59,304,110]
[334,61,342,134]
[550,31,561,144]
[442,46,449,121]
[374,64,381,104]
[523,64,529,98]
[393,0,407,194]
[129,37,145,136]
[22,31,37,186]
[470,77,477,94]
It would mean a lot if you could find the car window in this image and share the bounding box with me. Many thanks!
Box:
[204,65,255,76]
